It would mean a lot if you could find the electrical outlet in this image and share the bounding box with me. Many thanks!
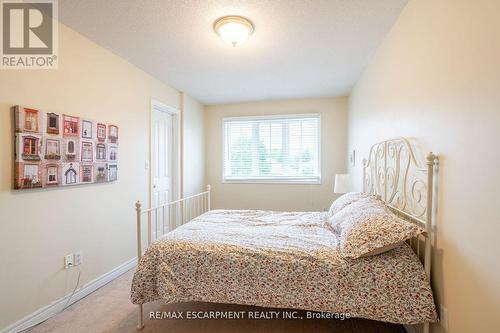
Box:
[74,251,83,266]
[440,304,449,331]
[64,254,74,269]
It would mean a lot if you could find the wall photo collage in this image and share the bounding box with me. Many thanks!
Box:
[14,106,119,190]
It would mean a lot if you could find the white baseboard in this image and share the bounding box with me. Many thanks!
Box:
[1,257,137,333]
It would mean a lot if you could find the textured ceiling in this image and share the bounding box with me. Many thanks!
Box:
[58,0,407,105]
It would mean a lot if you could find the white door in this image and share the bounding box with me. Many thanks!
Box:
[151,106,173,238]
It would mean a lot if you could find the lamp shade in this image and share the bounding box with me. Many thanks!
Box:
[334,174,350,194]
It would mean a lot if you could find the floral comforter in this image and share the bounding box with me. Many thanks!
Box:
[130,209,437,324]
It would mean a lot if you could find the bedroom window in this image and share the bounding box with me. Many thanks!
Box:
[223,114,321,183]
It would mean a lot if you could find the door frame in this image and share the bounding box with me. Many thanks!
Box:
[149,98,181,209]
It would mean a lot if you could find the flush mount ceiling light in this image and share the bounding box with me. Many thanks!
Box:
[213,15,254,47]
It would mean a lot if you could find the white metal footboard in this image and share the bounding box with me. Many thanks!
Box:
[134,184,211,329]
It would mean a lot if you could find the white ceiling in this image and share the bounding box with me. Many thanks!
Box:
[58,0,407,105]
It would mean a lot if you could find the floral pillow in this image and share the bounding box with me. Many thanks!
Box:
[330,196,424,259]
[328,192,370,217]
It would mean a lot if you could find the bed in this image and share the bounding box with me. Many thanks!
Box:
[131,137,439,332]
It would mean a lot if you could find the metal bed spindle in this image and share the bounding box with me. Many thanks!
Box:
[135,184,211,330]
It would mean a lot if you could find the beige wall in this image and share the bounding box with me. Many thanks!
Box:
[205,97,348,211]
[348,0,500,332]
[0,24,204,330]
[182,93,205,196]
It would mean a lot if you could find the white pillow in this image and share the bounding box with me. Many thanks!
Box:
[331,196,424,258]
[328,192,369,216]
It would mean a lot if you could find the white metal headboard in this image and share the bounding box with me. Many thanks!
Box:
[363,137,438,223]
[362,137,438,333]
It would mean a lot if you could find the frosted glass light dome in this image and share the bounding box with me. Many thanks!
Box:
[214,16,254,47]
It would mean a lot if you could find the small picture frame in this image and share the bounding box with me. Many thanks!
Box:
[349,150,356,167]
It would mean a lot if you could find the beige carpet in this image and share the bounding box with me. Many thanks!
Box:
[28,269,405,333]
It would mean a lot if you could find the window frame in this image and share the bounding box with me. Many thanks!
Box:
[81,141,94,162]
[63,115,79,136]
[46,165,58,184]
[81,120,93,139]
[45,138,60,159]
[46,113,59,134]
[96,143,106,160]
[65,164,78,184]
[23,136,39,155]
[66,139,76,155]
[81,164,93,183]
[97,123,106,142]
[24,109,39,132]
[24,164,39,180]
[109,145,117,161]
[108,125,118,143]
[222,113,321,184]
[108,164,118,182]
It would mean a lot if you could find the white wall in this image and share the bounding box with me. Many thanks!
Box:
[205,97,348,211]
[182,93,205,196]
[348,0,500,332]
[0,23,204,330]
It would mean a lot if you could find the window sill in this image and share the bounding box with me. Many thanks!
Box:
[222,178,321,185]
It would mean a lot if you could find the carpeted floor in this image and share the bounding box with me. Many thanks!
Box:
[28,269,406,333]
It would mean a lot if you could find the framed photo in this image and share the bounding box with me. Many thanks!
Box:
[349,150,356,167]
[13,106,119,190]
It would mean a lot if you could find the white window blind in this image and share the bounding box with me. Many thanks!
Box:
[223,114,321,183]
